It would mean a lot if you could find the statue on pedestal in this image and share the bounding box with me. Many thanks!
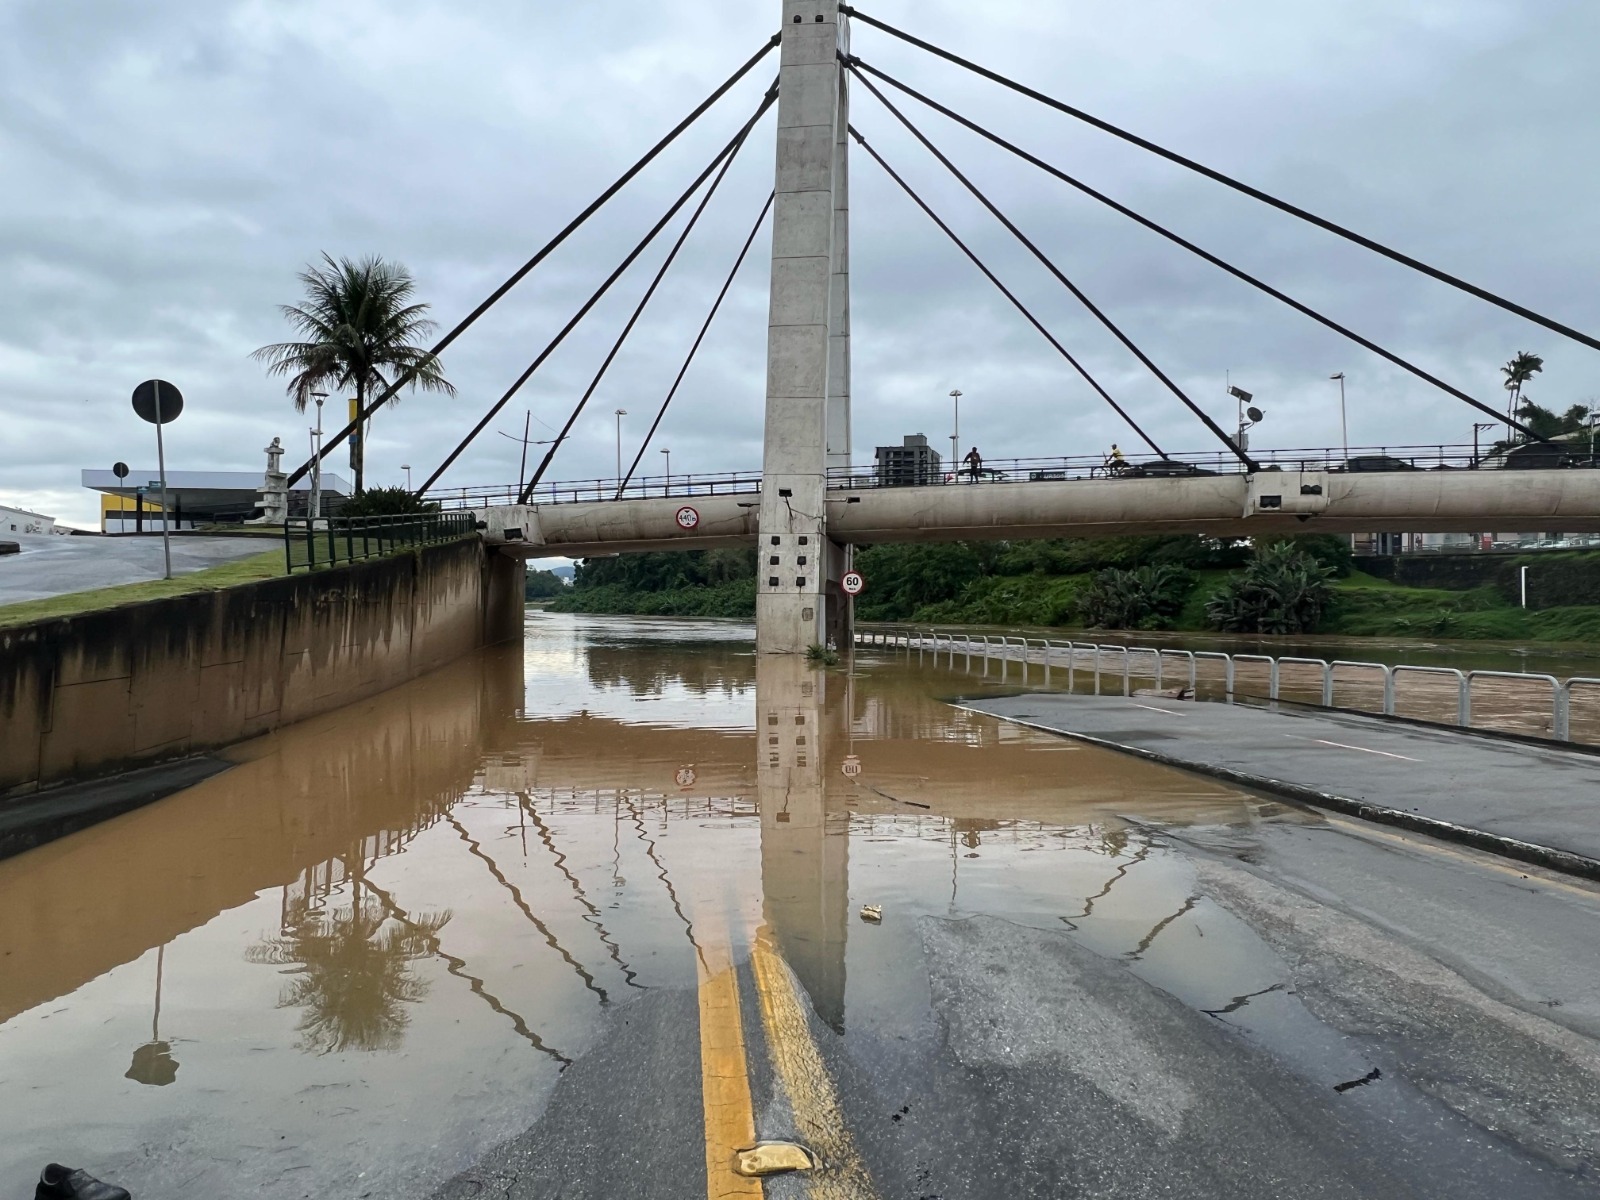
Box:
[247,437,291,525]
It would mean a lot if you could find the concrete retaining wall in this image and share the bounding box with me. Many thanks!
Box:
[0,538,525,796]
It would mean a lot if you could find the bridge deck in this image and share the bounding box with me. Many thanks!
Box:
[476,467,1600,557]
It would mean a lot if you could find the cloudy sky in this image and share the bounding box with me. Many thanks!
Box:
[3,0,1598,527]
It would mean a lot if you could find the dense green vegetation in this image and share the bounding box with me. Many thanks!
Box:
[524,568,567,600]
[548,535,1600,643]
[547,549,757,618]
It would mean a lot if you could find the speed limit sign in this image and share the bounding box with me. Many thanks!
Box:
[675,506,700,530]
[841,570,865,596]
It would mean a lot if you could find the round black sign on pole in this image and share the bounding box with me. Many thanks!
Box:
[132,380,184,425]
[130,380,182,579]
[112,462,130,480]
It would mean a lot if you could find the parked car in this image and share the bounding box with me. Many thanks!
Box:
[1338,455,1418,472]
[1125,459,1218,479]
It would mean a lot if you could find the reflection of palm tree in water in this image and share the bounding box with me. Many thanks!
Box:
[247,864,450,1055]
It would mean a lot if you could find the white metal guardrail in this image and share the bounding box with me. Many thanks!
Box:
[855,623,1598,746]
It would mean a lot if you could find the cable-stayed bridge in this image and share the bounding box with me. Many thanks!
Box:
[284,1,1600,652]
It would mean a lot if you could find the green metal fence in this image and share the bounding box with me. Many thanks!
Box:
[284,512,478,573]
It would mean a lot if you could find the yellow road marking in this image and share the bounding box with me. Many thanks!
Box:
[750,928,879,1200]
[696,915,762,1200]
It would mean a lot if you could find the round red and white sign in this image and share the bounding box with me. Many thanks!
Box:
[841,755,862,778]
[675,766,697,788]
[841,571,866,596]
[675,506,700,530]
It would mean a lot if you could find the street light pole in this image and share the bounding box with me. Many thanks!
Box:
[1329,374,1348,460]
[660,447,671,494]
[402,464,412,492]
[518,411,531,498]
[948,389,963,470]
[309,392,327,519]
[614,409,628,482]
[1472,422,1497,467]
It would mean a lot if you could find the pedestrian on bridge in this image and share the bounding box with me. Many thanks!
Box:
[963,446,983,482]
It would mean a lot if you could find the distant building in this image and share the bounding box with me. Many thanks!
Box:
[0,503,57,536]
[874,434,942,488]
[81,468,352,532]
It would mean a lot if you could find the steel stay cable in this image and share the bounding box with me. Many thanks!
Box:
[850,59,1547,444]
[518,90,774,503]
[416,83,775,496]
[849,126,1166,459]
[838,6,1600,357]
[615,191,776,500]
[851,62,1250,468]
[285,32,780,490]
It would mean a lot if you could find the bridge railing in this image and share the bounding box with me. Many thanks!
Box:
[422,441,1597,510]
[425,470,766,510]
[830,441,1596,489]
[855,623,1600,747]
[284,511,477,573]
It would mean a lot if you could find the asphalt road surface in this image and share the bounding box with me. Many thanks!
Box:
[0,531,270,605]
[435,800,1600,1198]
[968,691,1600,867]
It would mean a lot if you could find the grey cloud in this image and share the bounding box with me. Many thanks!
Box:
[2,0,1597,526]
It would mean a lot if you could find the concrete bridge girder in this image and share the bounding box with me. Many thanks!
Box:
[479,469,1600,559]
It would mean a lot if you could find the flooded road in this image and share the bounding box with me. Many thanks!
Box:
[4,614,1600,1198]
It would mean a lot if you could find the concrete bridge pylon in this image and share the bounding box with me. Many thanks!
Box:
[758,0,852,655]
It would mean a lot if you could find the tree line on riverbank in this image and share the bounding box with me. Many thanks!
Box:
[547,536,1600,642]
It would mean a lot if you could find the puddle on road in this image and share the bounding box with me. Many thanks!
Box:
[2,613,1353,1197]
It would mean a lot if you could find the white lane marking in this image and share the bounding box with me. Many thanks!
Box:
[1131,703,1188,717]
[1285,734,1419,762]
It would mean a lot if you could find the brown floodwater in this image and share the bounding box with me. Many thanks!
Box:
[0,613,1314,1197]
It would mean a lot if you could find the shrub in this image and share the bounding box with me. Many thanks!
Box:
[338,486,438,517]
[1077,564,1196,630]
[1254,533,1353,579]
[1205,543,1336,634]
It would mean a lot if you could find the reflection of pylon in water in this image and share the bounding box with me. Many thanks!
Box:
[126,944,179,1086]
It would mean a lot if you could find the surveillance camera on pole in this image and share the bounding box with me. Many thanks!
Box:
[1227,385,1263,453]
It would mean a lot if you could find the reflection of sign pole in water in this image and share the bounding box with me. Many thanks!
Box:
[131,379,184,580]
[126,942,179,1086]
[675,766,698,789]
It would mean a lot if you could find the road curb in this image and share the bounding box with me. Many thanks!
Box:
[955,704,1600,886]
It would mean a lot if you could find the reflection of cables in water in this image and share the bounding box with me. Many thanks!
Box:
[1126,894,1199,961]
[365,879,571,1067]
[517,792,646,991]
[623,797,708,976]
[1202,982,1287,1020]
[1058,843,1153,931]
[446,812,609,1003]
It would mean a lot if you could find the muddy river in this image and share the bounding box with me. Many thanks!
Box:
[0,612,1591,1198]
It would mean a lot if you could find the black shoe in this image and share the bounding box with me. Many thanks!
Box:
[35,1164,131,1200]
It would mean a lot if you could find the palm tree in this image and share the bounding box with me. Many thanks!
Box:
[1500,351,1544,422]
[252,254,455,494]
